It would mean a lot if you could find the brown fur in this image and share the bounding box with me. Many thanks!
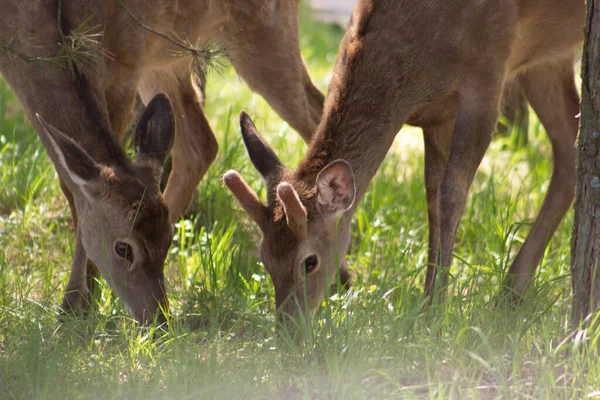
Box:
[0,0,321,322]
[228,0,585,319]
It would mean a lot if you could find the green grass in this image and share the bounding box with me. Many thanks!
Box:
[1,9,599,400]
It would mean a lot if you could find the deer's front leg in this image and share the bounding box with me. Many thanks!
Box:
[138,63,218,221]
[105,79,139,144]
[422,121,454,298]
[225,5,324,142]
[503,59,579,300]
[102,58,143,143]
[435,81,502,302]
[59,179,100,315]
[61,227,92,315]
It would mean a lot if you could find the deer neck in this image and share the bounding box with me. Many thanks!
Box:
[9,64,124,165]
[295,98,409,213]
[0,2,125,166]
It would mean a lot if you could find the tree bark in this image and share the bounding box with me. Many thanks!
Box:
[571,0,600,326]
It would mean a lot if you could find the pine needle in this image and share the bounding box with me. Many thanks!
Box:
[118,0,229,78]
[0,16,111,80]
[59,16,112,78]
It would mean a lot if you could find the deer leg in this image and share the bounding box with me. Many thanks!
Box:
[502,59,579,300]
[422,120,454,297]
[339,259,351,289]
[59,178,99,314]
[498,80,529,135]
[435,81,503,301]
[138,64,218,221]
[337,258,352,291]
[60,227,92,315]
[225,8,324,141]
[105,79,139,144]
[85,260,100,307]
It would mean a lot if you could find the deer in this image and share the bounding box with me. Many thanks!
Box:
[225,0,585,321]
[0,0,323,323]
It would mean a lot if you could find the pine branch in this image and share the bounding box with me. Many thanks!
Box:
[0,13,110,79]
[118,0,229,77]
[0,33,64,68]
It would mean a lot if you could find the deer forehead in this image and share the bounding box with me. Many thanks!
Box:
[262,222,326,262]
[100,171,162,210]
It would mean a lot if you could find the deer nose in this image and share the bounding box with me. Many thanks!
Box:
[135,280,169,326]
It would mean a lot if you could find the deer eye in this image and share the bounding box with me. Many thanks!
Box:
[114,241,134,263]
[302,255,319,274]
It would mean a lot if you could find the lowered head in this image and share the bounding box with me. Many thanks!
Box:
[224,112,355,322]
[36,94,176,324]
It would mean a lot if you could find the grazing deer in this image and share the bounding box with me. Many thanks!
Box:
[225,0,585,319]
[0,0,322,322]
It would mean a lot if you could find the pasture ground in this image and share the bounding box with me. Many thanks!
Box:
[1,8,599,400]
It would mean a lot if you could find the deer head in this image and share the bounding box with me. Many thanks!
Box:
[224,112,355,322]
[36,94,175,324]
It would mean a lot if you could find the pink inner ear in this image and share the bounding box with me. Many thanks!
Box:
[317,161,355,216]
[329,174,348,192]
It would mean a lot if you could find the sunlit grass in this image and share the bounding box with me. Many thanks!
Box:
[0,8,598,400]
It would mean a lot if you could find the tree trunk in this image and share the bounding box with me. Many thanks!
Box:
[571,0,600,326]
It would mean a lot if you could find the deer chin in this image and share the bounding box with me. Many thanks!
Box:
[274,273,329,328]
[275,294,318,332]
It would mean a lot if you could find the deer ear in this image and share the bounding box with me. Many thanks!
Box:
[239,111,283,181]
[35,114,101,192]
[316,160,355,219]
[135,93,175,169]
